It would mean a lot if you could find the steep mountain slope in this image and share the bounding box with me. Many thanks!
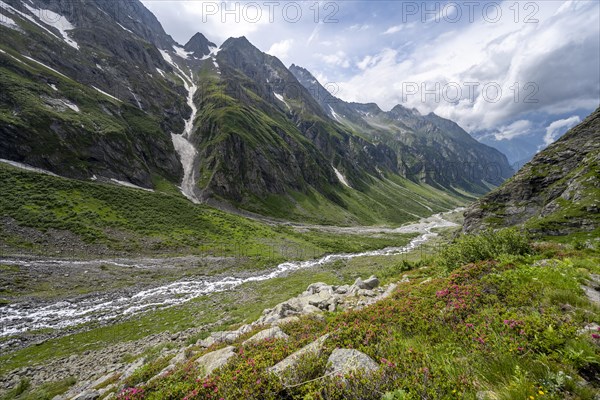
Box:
[194,37,406,208]
[290,64,514,195]
[464,106,600,235]
[0,0,190,187]
[1,0,479,225]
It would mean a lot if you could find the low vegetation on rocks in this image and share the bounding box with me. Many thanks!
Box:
[90,230,600,400]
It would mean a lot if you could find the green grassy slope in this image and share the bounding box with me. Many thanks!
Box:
[0,163,423,258]
[125,232,600,400]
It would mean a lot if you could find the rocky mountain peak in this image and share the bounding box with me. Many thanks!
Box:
[390,104,420,118]
[221,36,254,50]
[184,32,216,57]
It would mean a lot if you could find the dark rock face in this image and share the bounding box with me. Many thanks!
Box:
[290,64,514,194]
[0,0,188,188]
[463,107,600,234]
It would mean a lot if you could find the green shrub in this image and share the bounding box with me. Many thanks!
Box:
[436,228,531,271]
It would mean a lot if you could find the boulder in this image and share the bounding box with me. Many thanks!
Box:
[243,327,288,345]
[334,285,349,294]
[196,346,237,378]
[268,334,330,379]
[353,278,367,289]
[363,276,380,289]
[302,305,323,314]
[198,330,242,347]
[357,289,376,297]
[305,282,333,295]
[325,349,379,377]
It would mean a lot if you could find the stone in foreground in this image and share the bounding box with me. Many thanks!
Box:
[195,346,236,378]
[243,326,289,345]
[268,334,330,380]
[325,348,379,376]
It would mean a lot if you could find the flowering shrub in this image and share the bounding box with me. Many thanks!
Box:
[126,245,599,399]
[117,387,144,400]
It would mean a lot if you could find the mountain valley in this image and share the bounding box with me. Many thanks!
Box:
[0,1,598,399]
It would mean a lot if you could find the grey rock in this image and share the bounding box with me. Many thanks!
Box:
[71,390,100,400]
[362,276,380,289]
[268,334,330,378]
[302,305,323,314]
[353,278,367,289]
[272,316,300,326]
[325,349,379,376]
[243,327,288,345]
[334,285,349,294]
[196,346,237,378]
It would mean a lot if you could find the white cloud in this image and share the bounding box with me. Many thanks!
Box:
[267,39,294,60]
[141,0,272,44]
[543,116,581,147]
[356,55,376,70]
[335,0,600,133]
[348,24,370,32]
[382,23,415,35]
[318,51,350,68]
[494,120,532,140]
[382,25,403,35]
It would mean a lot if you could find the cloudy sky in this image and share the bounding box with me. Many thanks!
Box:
[142,0,600,162]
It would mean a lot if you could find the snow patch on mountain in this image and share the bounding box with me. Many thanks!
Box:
[0,13,18,29]
[333,166,351,188]
[110,179,154,192]
[173,45,193,59]
[0,1,61,41]
[116,22,133,34]
[23,3,79,49]
[159,50,202,203]
[329,105,342,122]
[92,86,122,102]
[0,158,59,176]
[21,55,70,79]
[273,92,291,111]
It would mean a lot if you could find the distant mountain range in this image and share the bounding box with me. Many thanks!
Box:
[1,0,514,223]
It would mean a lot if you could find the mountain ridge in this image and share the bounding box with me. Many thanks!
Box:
[464,106,600,236]
[1,0,502,224]
[289,64,514,195]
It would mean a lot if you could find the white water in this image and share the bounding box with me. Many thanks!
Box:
[128,88,143,110]
[0,212,457,338]
[160,49,201,203]
[333,166,351,188]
